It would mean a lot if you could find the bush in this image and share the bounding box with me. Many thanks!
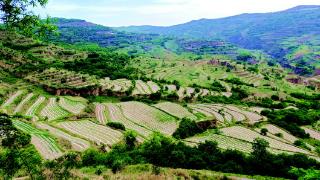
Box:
[173,118,202,139]
[260,128,268,136]
[107,122,126,131]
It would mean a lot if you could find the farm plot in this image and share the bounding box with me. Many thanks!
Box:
[164,84,177,92]
[261,124,298,144]
[147,81,160,93]
[208,104,246,122]
[105,103,153,138]
[188,105,228,123]
[59,97,86,114]
[57,120,123,149]
[133,80,152,95]
[185,87,195,97]
[95,103,107,124]
[36,123,90,151]
[221,126,313,155]
[26,68,99,89]
[25,96,46,119]
[177,87,186,99]
[13,120,63,160]
[154,102,196,120]
[14,93,34,114]
[302,127,320,141]
[40,98,70,121]
[224,105,263,124]
[1,90,23,108]
[119,101,178,135]
[186,133,253,153]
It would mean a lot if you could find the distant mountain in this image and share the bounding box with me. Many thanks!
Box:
[117,5,320,75]
[52,18,159,47]
[51,18,244,58]
[117,5,320,50]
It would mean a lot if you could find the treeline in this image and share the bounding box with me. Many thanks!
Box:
[47,134,319,179]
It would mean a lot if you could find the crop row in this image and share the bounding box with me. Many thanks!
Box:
[221,126,313,155]
[13,120,63,160]
[119,101,178,135]
[153,102,196,120]
[105,103,153,138]
[14,93,34,114]
[59,97,86,114]
[40,98,70,121]
[1,90,23,108]
[25,96,46,120]
[57,120,123,148]
[36,123,90,151]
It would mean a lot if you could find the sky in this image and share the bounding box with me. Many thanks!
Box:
[35,0,320,27]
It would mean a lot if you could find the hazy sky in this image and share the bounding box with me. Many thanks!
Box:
[35,0,320,27]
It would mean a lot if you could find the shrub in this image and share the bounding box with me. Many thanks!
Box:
[260,128,268,136]
[107,122,126,131]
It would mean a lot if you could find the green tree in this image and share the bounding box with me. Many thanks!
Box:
[0,0,56,39]
[20,146,43,179]
[260,128,268,136]
[290,167,320,180]
[252,138,269,158]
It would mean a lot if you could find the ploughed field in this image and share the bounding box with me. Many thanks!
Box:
[1,88,319,161]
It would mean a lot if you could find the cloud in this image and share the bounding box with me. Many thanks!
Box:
[35,0,320,26]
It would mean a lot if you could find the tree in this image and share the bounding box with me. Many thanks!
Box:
[252,138,269,158]
[124,131,137,150]
[0,0,56,39]
[260,128,268,136]
[290,167,320,180]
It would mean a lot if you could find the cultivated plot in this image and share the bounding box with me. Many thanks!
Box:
[57,120,123,149]
[119,101,178,135]
[13,120,63,160]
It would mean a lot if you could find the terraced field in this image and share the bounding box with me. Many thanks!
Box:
[25,96,46,120]
[302,127,320,141]
[189,104,263,124]
[57,120,123,149]
[13,120,63,160]
[147,81,161,93]
[133,80,153,95]
[186,132,254,153]
[95,103,107,124]
[221,126,313,155]
[189,104,231,123]
[36,122,90,151]
[1,90,23,108]
[260,124,298,144]
[100,78,133,92]
[119,101,178,135]
[59,97,86,114]
[25,68,98,89]
[153,102,196,119]
[105,103,153,138]
[40,98,70,121]
[13,93,34,114]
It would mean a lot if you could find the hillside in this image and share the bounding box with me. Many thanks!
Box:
[1,4,320,179]
[118,5,320,75]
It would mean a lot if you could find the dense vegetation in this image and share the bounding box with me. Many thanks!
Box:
[262,109,320,138]
[63,51,139,80]
[51,134,319,179]
[0,114,42,179]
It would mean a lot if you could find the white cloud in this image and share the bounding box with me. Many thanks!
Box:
[35,0,320,26]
